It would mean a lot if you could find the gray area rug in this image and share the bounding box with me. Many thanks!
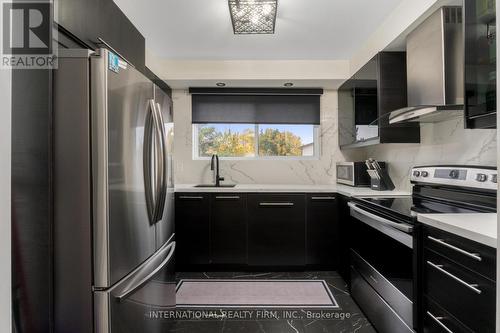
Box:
[176,279,339,309]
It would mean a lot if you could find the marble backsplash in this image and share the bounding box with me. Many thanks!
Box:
[363,117,497,191]
[172,89,364,185]
[173,89,497,189]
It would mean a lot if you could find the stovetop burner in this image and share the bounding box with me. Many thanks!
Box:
[355,195,492,222]
[352,166,497,222]
[356,197,415,219]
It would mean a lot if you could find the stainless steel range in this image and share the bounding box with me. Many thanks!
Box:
[348,165,497,333]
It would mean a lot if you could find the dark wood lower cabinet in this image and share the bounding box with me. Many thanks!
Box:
[423,296,473,333]
[420,224,496,333]
[175,193,210,268]
[338,195,351,284]
[210,194,247,265]
[175,192,340,270]
[247,194,306,267]
[424,249,495,332]
[306,194,338,267]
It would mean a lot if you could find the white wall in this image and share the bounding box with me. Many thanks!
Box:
[146,50,350,89]
[173,89,364,185]
[173,87,497,190]
[0,68,11,332]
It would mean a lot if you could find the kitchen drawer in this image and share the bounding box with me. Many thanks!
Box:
[351,249,413,326]
[424,249,495,332]
[423,296,473,333]
[424,225,496,281]
[350,267,413,333]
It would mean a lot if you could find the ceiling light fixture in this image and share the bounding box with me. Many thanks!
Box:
[228,0,278,34]
[284,82,294,87]
[216,82,226,87]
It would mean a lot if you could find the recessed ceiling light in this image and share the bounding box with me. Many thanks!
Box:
[228,0,278,35]
[216,82,226,87]
[284,82,294,87]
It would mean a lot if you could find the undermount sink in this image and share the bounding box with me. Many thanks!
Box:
[194,184,237,188]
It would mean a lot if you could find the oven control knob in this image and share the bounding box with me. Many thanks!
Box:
[421,171,429,177]
[476,173,488,182]
[413,171,421,177]
[492,175,498,183]
[449,170,459,179]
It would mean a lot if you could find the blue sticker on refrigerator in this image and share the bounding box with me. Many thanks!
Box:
[108,52,120,73]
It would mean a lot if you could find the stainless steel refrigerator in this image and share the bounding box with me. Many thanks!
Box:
[53,48,175,333]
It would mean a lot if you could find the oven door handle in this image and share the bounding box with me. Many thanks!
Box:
[348,202,413,248]
[348,202,413,233]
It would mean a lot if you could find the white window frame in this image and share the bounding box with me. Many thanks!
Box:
[192,124,320,160]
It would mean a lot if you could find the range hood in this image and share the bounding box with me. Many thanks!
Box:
[389,6,464,124]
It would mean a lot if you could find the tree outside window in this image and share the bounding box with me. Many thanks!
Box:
[195,123,317,158]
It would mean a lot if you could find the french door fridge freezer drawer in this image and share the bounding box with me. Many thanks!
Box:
[94,239,176,333]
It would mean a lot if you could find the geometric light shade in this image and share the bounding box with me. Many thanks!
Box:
[228,0,278,34]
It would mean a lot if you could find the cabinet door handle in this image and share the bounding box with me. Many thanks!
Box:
[426,261,482,294]
[259,202,294,207]
[427,236,482,261]
[179,196,204,200]
[311,196,336,200]
[426,311,453,333]
[215,196,240,200]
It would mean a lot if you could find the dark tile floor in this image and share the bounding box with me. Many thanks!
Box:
[154,271,376,333]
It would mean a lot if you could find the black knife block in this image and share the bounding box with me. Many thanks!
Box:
[370,167,395,191]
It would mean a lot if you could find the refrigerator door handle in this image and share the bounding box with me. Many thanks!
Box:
[151,102,163,222]
[152,102,168,222]
[143,99,157,223]
[115,241,176,302]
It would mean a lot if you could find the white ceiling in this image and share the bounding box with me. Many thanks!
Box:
[114,0,405,60]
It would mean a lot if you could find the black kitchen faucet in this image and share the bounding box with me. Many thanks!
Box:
[210,154,224,187]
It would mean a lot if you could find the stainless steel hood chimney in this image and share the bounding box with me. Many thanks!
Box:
[389,6,464,124]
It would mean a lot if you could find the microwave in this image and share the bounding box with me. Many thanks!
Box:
[336,162,385,187]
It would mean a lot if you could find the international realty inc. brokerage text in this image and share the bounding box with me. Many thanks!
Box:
[147,309,352,321]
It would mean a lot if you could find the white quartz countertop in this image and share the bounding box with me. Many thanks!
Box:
[418,213,497,248]
[175,183,411,197]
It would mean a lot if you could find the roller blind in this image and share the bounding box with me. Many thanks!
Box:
[190,88,322,125]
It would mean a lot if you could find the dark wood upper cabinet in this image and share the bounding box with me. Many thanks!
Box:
[339,52,420,149]
[353,56,378,143]
[210,194,247,265]
[57,0,100,48]
[464,0,497,128]
[56,0,146,71]
[97,0,146,72]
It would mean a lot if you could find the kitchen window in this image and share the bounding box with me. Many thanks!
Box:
[190,88,322,160]
[193,123,319,159]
